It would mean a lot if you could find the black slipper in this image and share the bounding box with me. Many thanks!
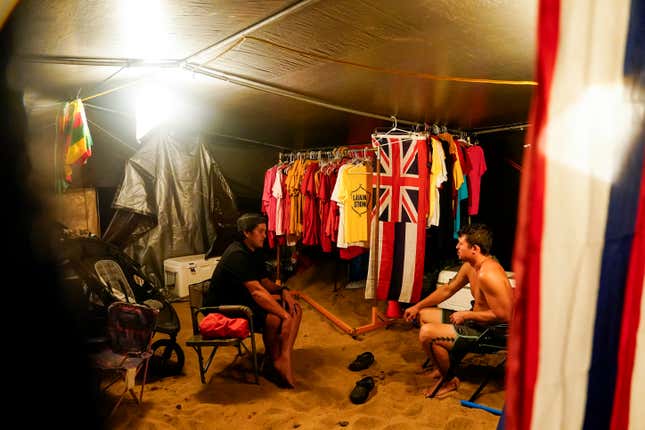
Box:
[350,376,375,404]
[348,352,375,371]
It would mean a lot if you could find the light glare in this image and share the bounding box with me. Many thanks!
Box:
[136,85,171,141]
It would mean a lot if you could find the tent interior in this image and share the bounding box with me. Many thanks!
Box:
[5,2,645,429]
[5,0,535,277]
[4,0,536,418]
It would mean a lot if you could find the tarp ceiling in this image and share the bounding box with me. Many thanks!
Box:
[7,0,537,149]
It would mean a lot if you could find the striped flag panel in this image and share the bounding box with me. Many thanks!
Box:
[507,1,644,429]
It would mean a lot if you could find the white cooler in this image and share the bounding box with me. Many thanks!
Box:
[163,254,220,298]
[437,268,516,311]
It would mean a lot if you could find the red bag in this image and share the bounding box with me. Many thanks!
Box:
[199,313,250,339]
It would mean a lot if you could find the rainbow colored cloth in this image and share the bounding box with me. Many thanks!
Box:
[56,98,93,191]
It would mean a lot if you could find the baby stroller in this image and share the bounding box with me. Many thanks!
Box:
[57,229,185,376]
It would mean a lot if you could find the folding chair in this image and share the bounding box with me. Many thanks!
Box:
[428,323,508,401]
[185,282,260,384]
[89,302,158,416]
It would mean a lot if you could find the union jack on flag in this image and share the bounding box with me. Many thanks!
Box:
[366,134,429,304]
[371,134,428,223]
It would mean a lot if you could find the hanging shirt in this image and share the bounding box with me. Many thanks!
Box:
[286,159,302,236]
[316,164,331,252]
[272,166,285,235]
[455,138,472,175]
[441,133,464,220]
[281,164,292,241]
[331,164,350,247]
[453,174,469,238]
[332,162,371,245]
[326,164,341,244]
[428,137,448,227]
[466,145,487,215]
[442,133,464,190]
[261,165,278,247]
[301,161,320,246]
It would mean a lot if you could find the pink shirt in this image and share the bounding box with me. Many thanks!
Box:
[262,165,278,247]
[465,146,487,215]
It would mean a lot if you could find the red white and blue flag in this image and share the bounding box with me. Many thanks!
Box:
[366,134,428,303]
[507,0,644,429]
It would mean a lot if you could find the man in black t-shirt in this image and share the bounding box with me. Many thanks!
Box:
[205,213,302,387]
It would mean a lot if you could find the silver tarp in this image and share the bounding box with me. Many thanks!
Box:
[103,128,238,284]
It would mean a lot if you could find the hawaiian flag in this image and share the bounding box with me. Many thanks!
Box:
[55,98,93,191]
[506,0,644,429]
[366,134,428,303]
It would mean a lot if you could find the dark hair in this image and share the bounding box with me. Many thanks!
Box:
[458,223,493,255]
[236,213,267,234]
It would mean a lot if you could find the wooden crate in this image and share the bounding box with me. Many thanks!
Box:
[54,187,101,236]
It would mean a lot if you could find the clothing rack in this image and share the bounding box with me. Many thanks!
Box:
[273,125,476,336]
[278,145,378,163]
[273,142,392,337]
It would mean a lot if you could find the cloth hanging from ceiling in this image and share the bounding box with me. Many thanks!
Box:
[365,133,429,304]
[55,98,93,191]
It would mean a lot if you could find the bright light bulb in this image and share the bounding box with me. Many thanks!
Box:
[136,85,171,141]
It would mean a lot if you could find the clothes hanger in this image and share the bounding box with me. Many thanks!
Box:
[385,116,405,135]
[352,151,363,164]
[372,116,417,143]
[372,116,411,135]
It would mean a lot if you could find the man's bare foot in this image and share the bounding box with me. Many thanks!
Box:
[423,377,444,397]
[423,376,459,398]
[435,377,460,398]
[273,356,295,388]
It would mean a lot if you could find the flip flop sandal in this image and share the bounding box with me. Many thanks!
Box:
[349,376,375,404]
[348,351,375,371]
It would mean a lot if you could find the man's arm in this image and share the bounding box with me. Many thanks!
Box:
[403,264,471,322]
[260,277,282,294]
[260,277,299,313]
[244,280,290,320]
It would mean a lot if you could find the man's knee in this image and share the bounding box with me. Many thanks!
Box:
[419,323,437,343]
[265,314,282,330]
[420,323,456,347]
[419,307,443,325]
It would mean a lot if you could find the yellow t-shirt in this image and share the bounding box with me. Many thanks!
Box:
[335,163,372,244]
[428,137,448,226]
[440,133,464,190]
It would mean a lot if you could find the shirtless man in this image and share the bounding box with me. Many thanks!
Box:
[403,223,513,397]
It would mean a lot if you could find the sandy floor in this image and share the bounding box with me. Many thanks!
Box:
[104,259,505,429]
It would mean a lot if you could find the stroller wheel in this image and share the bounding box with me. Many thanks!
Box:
[150,339,185,376]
